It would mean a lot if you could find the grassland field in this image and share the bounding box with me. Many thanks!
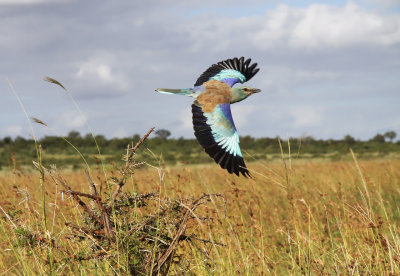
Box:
[0,148,400,275]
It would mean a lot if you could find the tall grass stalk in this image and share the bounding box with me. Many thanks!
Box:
[44,77,108,184]
[6,78,53,273]
[32,118,91,171]
[44,77,125,271]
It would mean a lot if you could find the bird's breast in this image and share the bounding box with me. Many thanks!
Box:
[196,80,231,113]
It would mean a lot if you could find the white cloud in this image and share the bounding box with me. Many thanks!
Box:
[289,3,400,48]
[289,107,323,128]
[185,3,400,51]
[75,58,131,92]
[250,4,296,49]
[359,0,400,8]
[76,61,114,83]
[61,112,87,129]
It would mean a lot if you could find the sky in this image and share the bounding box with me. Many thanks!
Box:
[1,0,399,141]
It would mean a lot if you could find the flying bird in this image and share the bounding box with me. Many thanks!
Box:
[156,57,261,177]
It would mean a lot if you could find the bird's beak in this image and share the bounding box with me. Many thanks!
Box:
[252,88,261,93]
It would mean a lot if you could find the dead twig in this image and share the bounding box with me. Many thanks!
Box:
[181,234,226,247]
[151,194,222,275]
[86,169,115,240]
[34,162,114,239]
[111,127,154,204]
[86,169,98,196]
[34,162,104,226]
[62,190,101,201]
[127,127,155,167]
[65,222,105,236]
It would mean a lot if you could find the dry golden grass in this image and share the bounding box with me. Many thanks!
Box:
[1,157,400,274]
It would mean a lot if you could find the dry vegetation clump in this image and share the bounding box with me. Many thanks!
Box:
[0,128,225,275]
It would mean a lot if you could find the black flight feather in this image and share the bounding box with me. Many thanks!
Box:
[194,57,260,87]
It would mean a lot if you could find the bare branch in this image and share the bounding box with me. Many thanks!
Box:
[34,162,103,226]
[151,194,221,274]
[65,222,105,236]
[127,127,155,166]
[86,169,98,196]
[111,127,154,204]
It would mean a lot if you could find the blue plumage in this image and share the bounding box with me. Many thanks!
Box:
[157,57,260,177]
[204,103,242,157]
[211,69,246,87]
[219,103,237,131]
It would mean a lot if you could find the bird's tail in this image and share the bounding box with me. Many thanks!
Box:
[156,88,199,97]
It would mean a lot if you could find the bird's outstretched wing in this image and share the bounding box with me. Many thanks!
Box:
[192,101,250,177]
[194,57,260,87]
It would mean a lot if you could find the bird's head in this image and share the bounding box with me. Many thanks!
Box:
[240,86,261,96]
[231,86,261,103]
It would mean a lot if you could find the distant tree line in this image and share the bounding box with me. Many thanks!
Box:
[0,129,398,170]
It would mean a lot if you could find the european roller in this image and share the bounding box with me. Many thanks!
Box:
[156,57,260,177]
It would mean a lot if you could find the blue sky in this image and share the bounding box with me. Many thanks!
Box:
[1,0,399,141]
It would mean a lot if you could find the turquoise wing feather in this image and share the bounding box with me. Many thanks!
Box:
[192,102,249,177]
